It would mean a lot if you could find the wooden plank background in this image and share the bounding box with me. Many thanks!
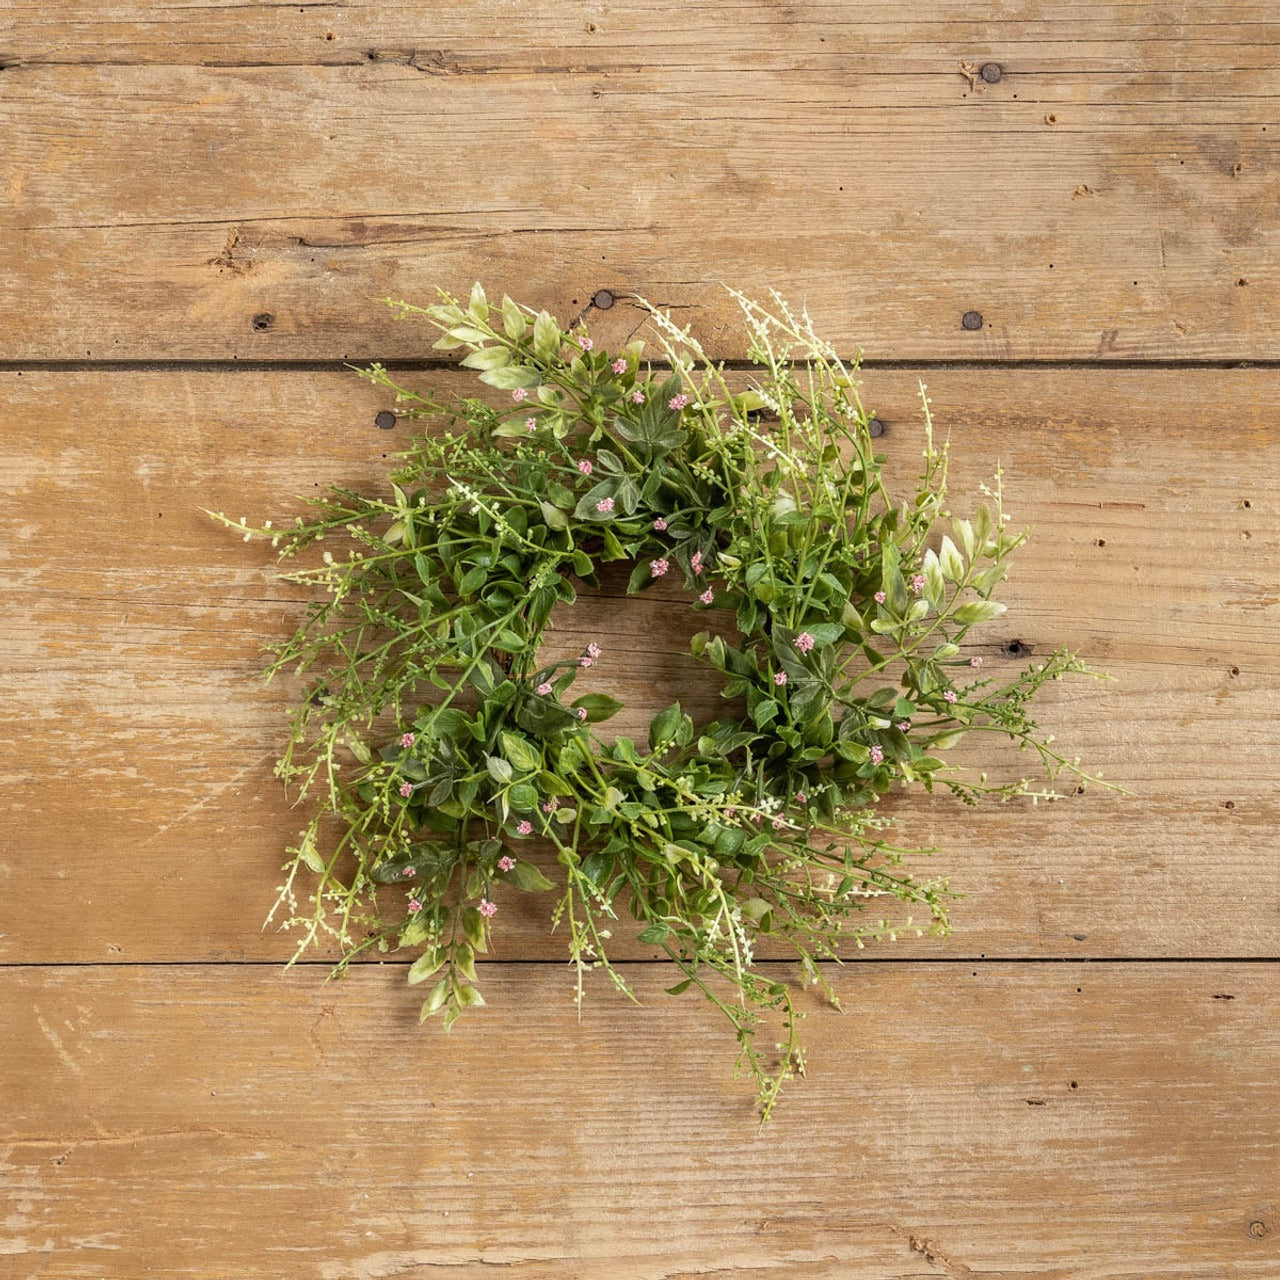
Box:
[2,3,1278,1276]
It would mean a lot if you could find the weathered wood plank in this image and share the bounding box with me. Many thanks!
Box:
[9,0,1280,70]
[1,4,1276,360]
[3,963,1278,1277]
[2,366,1276,962]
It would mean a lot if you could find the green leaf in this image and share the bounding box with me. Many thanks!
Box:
[468,281,489,321]
[460,345,510,371]
[649,702,683,750]
[533,310,560,359]
[419,977,451,1020]
[407,949,444,985]
[509,861,556,892]
[501,295,526,340]
[922,547,945,608]
[539,500,569,531]
[638,923,670,945]
[456,983,486,1008]
[500,731,541,773]
[479,364,541,390]
[939,534,965,582]
[485,755,514,785]
[572,692,623,723]
[953,600,1007,625]
[752,697,780,728]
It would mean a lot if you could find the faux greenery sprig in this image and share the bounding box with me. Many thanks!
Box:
[214,285,1112,1122]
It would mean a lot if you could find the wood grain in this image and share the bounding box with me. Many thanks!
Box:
[3,366,1276,963]
[4,962,1278,1278]
[2,3,1277,360]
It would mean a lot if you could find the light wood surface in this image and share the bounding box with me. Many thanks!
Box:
[4,3,1280,1274]
[2,2,1278,360]
[4,963,1279,1277]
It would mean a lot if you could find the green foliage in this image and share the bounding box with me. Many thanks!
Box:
[212,285,1116,1124]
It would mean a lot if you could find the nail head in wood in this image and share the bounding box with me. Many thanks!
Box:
[980,62,1003,83]
[374,410,397,430]
[868,417,886,438]
[592,289,615,310]
[251,312,274,332]
[961,310,984,331]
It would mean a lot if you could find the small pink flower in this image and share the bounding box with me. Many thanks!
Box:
[512,387,529,403]
[579,656,594,668]
[896,719,911,732]
[407,899,422,913]
[869,744,885,765]
[943,689,958,704]
[874,590,886,604]
[575,707,588,721]
[577,458,593,476]
[403,867,417,878]
[699,588,715,605]
[630,389,645,404]
[795,790,807,804]
[772,817,785,830]
[586,643,601,659]
[525,416,537,432]
[795,632,815,654]
[536,681,553,696]
[652,517,668,531]
[690,550,704,574]
[773,671,788,686]
[596,497,614,513]
[611,357,627,374]
[400,732,415,748]
[970,656,983,668]
[399,781,414,798]
[650,557,670,578]
[577,335,593,351]
[478,899,497,917]
[542,797,560,813]
[498,855,516,872]
[669,393,691,411]
[911,573,926,594]
[516,820,533,835]
[724,807,736,818]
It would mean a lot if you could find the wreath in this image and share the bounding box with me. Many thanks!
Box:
[216,285,1108,1121]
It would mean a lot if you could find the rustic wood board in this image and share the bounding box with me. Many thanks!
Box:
[2,3,1277,360]
[4,962,1278,1277]
[3,366,1276,963]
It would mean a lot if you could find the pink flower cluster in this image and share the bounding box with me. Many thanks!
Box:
[516,820,533,835]
[869,744,885,765]
[631,390,645,404]
[596,497,614,513]
[774,671,788,686]
[498,855,516,872]
[611,357,627,374]
[536,681,553,695]
[577,458,593,476]
[698,588,715,605]
[650,557,670,578]
[690,550,704,575]
[874,590,886,604]
[910,573,926,595]
[512,387,529,403]
[669,393,691,411]
[576,335,594,351]
[795,632,815,654]
[943,689,958,704]
[586,643,602,659]
[399,781,414,798]
[400,732,415,748]
[652,517,667,531]
[479,899,498,918]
